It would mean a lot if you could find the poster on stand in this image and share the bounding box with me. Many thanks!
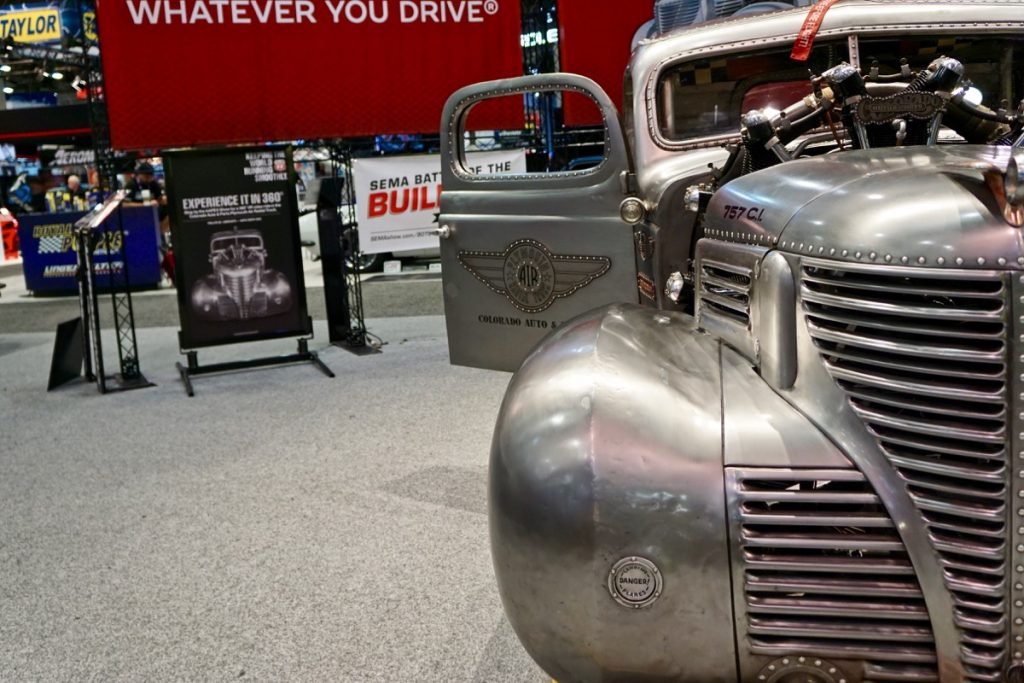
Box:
[353,150,526,254]
[165,146,311,349]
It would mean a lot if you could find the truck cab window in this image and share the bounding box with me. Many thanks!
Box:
[656,43,845,141]
[460,90,607,176]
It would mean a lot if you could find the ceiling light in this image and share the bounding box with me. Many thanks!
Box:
[2,86,13,95]
[0,64,10,73]
[50,70,63,80]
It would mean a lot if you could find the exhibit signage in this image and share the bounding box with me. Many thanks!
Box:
[0,5,62,43]
[99,0,524,149]
[558,0,652,126]
[165,146,312,348]
[17,207,163,293]
[352,149,525,254]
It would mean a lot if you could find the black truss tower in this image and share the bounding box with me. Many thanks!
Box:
[78,32,149,391]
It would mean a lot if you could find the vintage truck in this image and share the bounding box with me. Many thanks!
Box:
[436,1,1024,682]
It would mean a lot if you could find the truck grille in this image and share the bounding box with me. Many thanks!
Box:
[700,259,752,328]
[695,239,765,361]
[221,268,259,320]
[729,468,939,682]
[801,260,1009,682]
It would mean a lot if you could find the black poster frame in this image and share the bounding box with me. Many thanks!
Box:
[165,145,313,350]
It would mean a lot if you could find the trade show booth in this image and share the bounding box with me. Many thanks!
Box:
[16,205,162,294]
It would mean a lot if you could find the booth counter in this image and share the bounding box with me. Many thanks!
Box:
[17,206,162,294]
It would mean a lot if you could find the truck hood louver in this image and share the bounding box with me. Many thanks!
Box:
[703,146,1024,269]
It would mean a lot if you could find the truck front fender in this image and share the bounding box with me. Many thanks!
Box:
[490,303,737,683]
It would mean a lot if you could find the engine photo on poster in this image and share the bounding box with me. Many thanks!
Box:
[165,146,311,348]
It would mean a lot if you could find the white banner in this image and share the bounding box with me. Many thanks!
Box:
[353,150,527,255]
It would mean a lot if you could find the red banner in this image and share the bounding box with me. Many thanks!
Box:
[558,0,651,126]
[98,0,523,149]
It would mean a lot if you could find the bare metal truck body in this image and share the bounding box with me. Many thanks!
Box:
[437,2,1024,681]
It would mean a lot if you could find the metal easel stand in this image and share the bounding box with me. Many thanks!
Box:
[313,143,381,356]
[50,192,154,393]
[174,331,335,398]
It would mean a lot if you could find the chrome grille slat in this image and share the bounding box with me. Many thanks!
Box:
[742,534,906,551]
[802,288,1004,322]
[816,344,1005,381]
[825,363,1005,403]
[897,470,1006,501]
[863,661,940,682]
[844,387,1007,422]
[740,511,895,527]
[808,322,1006,362]
[802,260,1009,681]
[902,485,1006,520]
[801,272,1004,299]
[941,555,1007,577]
[740,489,880,504]
[746,574,920,596]
[867,427,1005,461]
[743,553,916,575]
[701,271,751,294]
[701,290,749,315]
[746,596,928,619]
[855,406,1005,443]
[945,576,1007,598]
[747,619,934,640]
[921,514,1005,540]
[749,639,937,663]
[804,303,1004,341]
[731,468,939,680]
[886,454,1005,483]
[701,258,752,278]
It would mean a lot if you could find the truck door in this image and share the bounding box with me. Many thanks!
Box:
[439,74,637,372]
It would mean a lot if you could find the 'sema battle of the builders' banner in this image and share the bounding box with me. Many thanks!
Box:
[164,146,311,349]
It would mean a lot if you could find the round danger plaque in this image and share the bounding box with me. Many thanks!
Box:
[608,556,663,609]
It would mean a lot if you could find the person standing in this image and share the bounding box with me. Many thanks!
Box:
[125,161,174,283]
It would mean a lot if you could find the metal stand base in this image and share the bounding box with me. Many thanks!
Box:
[176,339,334,397]
[332,338,382,356]
[104,373,157,393]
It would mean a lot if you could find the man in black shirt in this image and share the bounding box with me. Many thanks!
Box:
[125,161,173,282]
[124,162,164,212]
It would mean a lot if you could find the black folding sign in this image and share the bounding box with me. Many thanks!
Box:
[165,146,311,349]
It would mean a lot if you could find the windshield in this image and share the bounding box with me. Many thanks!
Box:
[859,35,1024,112]
[655,34,1024,144]
[656,42,845,141]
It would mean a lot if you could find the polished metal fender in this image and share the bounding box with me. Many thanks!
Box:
[490,303,736,683]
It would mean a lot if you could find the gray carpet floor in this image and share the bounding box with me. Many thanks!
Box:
[0,317,549,682]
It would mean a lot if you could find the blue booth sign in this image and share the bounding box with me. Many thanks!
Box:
[17,206,162,294]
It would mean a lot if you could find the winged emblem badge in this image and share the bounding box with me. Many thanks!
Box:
[458,239,612,313]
